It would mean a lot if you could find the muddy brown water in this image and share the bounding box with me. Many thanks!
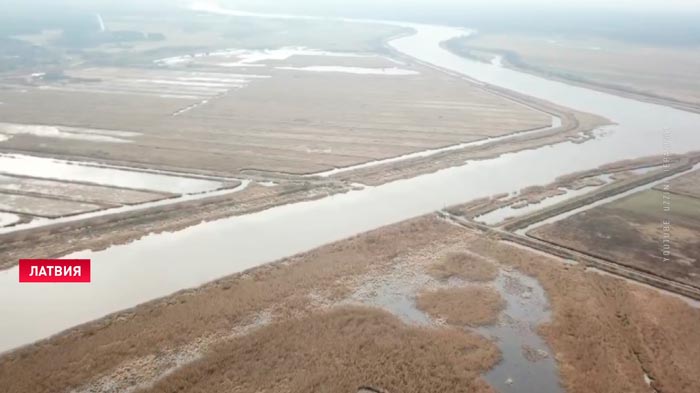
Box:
[2,8,700,357]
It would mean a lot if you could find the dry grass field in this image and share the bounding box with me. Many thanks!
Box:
[530,187,700,288]
[0,55,550,175]
[1,216,699,393]
[1,8,554,178]
[144,306,500,393]
[448,34,700,110]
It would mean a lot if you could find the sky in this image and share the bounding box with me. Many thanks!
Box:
[223,0,700,12]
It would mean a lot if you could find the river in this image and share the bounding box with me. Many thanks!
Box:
[1,5,699,354]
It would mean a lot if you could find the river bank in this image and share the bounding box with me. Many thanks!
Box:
[2,215,698,393]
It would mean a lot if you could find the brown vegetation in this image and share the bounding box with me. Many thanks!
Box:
[467,237,700,393]
[448,33,700,112]
[140,307,499,393]
[416,286,505,327]
[530,189,700,288]
[0,60,548,177]
[2,216,700,393]
[0,216,470,393]
[428,251,499,282]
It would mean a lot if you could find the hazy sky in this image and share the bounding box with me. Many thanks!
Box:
[224,0,700,11]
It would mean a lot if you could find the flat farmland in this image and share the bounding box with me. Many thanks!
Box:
[530,187,700,288]
[448,34,700,111]
[0,53,550,175]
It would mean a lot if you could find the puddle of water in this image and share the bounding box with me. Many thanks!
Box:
[478,270,563,393]
[0,154,224,194]
[629,166,663,175]
[348,262,437,326]
[276,66,419,75]
[0,212,20,227]
[0,123,138,144]
[349,259,562,393]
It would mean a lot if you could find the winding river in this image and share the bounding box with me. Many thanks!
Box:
[1,4,700,358]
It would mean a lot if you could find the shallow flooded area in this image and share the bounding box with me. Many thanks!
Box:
[0,153,224,194]
[478,270,562,393]
[475,183,608,226]
[348,255,562,393]
[0,193,103,218]
[0,212,20,227]
[0,175,167,205]
[276,66,419,75]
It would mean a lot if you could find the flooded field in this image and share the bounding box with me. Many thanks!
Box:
[0,123,139,144]
[0,175,168,205]
[0,154,224,194]
[0,212,20,227]
[275,65,419,75]
[350,256,562,393]
[0,41,551,176]
[0,194,103,218]
[479,271,562,393]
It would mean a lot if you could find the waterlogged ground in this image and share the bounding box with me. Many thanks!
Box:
[348,253,562,392]
[0,154,223,194]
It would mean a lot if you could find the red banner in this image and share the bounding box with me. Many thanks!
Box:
[19,259,91,283]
